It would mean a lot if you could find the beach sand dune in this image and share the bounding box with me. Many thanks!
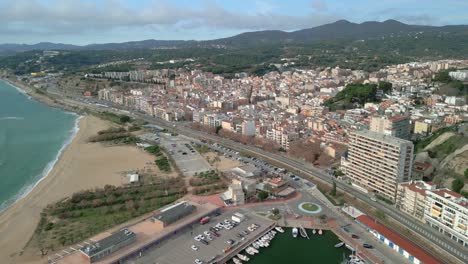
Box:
[0,115,156,263]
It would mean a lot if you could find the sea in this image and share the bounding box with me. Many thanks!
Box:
[238,227,351,264]
[0,80,79,212]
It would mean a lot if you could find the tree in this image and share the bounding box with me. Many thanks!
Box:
[257,191,269,201]
[119,115,130,123]
[452,178,465,193]
[331,181,337,196]
[271,208,279,215]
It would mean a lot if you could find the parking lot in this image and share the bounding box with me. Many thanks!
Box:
[133,210,274,264]
[158,134,212,176]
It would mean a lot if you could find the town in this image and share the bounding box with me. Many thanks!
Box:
[2,53,466,264]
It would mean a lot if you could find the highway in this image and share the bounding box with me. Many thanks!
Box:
[67,97,467,264]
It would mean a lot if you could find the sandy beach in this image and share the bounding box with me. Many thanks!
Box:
[0,115,156,263]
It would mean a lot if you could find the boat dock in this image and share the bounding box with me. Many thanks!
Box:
[217,223,276,264]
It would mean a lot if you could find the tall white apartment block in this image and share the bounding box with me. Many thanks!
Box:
[347,130,414,201]
[425,189,468,247]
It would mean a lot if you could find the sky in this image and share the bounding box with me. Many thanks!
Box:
[0,0,467,45]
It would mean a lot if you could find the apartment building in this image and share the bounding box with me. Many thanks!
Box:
[346,130,414,201]
[396,181,436,221]
[266,128,298,150]
[370,115,411,140]
[425,189,468,247]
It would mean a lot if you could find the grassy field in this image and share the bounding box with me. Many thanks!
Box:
[29,178,186,251]
[189,170,227,195]
[428,134,468,159]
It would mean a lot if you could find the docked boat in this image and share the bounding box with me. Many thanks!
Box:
[299,227,307,238]
[334,242,345,248]
[246,248,255,256]
[312,229,317,234]
[275,226,284,233]
[347,255,365,264]
[292,227,298,238]
[249,247,259,254]
[237,254,250,261]
[318,229,323,235]
[233,257,242,264]
[252,242,259,249]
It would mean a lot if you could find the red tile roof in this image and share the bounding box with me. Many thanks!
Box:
[356,215,442,264]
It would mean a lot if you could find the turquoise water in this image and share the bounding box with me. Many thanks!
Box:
[0,80,78,211]
[241,227,350,264]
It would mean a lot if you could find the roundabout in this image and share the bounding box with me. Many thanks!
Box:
[298,202,322,214]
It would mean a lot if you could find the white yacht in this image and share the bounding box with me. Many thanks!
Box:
[275,226,285,233]
[237,254,250,261]
[292,227,298,238]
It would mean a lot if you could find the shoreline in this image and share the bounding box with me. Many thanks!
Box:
[0,79,157,263]
[0,113,82,213]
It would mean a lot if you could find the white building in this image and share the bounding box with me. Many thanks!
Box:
[424,189,468,247]
[346,130,414,201]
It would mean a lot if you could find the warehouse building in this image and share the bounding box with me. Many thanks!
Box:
[79,229,136,263]
[150,201,196,228]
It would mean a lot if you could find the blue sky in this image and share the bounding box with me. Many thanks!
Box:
[0,0,467,45]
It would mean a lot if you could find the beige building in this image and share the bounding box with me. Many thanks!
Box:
[425,189,468,247]
[221,179,245,206]
[396,181,436,221]
[413,121,432,135]
[370,115,411,140]
[346,130,414,201]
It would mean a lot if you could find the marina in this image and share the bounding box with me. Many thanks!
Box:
[228,227,351,264]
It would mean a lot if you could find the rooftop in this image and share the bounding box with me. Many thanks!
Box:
[429,189,468,208]
[80,229,135,257]
[357,215,442,264]
[353,129,412,146]
[151,201,196,224]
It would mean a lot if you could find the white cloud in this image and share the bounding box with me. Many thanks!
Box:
[0,0,338,37]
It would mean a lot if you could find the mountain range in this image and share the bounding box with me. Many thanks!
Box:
[1,19,468,54]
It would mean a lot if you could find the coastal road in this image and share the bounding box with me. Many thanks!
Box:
[64,97,467,264]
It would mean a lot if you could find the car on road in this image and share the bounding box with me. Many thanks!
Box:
[363,243,373,249]
[351,234,360,239]
[191,245,198,251]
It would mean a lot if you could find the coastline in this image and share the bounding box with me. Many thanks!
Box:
[0,79,157,263]
[0,113,82,213]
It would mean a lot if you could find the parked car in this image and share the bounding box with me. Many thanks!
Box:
[191,245,198,251]
[363,243,373,249]
[351,234,360,239]
[195,259,203,264]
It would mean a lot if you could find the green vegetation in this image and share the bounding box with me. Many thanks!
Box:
[375,209,387,221]
[93,111,132,125]
[155,156,171,172]
[375,194,395,205]
[330,181,337,197]
[433,69,468,93]
[32,179,186,249]
[427,134,468,159]
[194,144,210,154]
[301,203,319,211]
[89,63,135,73]
[324,81,392,110]
[414,126,457,153]
[145,145,162,156]
[189,170,221,186]
[88,127,138,144]
[257,191,269,201]
[119,115,131,123]
[452,178,465,193]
